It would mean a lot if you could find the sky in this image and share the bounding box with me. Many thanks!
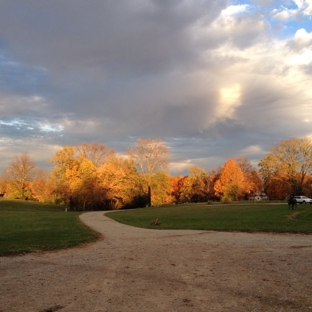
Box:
[0,0,312,175]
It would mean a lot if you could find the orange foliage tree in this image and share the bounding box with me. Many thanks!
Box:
[264,174,291,200]
[214,158,245,201]
[235,157,263,197]
[29,169,55,202]
[170,176,187,203]
[180,166,211,203]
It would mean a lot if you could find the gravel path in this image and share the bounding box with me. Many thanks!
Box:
[1,211,312,312]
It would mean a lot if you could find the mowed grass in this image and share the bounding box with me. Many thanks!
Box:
[107,202,312,234]
[0,199,100,256]
[2,200,311,256]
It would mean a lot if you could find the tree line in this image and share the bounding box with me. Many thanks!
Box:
[1,137,312,210]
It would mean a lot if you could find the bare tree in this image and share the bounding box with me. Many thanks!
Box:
[127,138,169,206]
[75,142,114,167]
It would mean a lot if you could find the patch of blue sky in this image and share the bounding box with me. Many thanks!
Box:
[229,0,312,37]
[269,15,312,38]
[39,124,63,133]
[0,118,27,130]
[0,118,63,134]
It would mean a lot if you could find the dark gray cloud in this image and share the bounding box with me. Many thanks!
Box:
[0,0,312,175]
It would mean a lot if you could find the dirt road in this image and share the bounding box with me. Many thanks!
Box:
[1,211,312,312]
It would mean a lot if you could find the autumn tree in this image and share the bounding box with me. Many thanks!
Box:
[4,153,38,199]
[302,174,312,197]
[258,153,279,193]
[50,143,145,210]
[50,146,76,204]
[75,142,113,167]
[235,157,263,197]
[29,169,55,202]
[170,176,187,204]
[264,174,291,200]
[214,158,245,201]
[127,138,169,206]
[150,170,172,206]
[65,157,97,210]
[97,154,141,209]
[258,137,312,195]
[180,166,211,203]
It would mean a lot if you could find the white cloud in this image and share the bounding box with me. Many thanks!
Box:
[240,145,265,156]
[38,123,64,133]
[293,0,312,15]
[295,28,312,42]
[221,5,250,16]
[169,160,193,175]
[271,9,292,21]
[271,0,312,22]
[0,1,312,175]
[216,84,241,120]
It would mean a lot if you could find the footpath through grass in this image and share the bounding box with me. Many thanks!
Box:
[0,199,100,256]
[107,202,312,234]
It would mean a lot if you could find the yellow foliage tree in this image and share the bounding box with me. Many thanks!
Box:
[65,157,97,210]
[97,154,141,209]
[259,137,312,195]
[127,138,169,207]
[4,153,38,199]
[180,166,211,203]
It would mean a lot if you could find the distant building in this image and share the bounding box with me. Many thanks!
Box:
[248,191,268,201]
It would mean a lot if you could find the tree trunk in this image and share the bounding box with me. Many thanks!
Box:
[148,185,151,207]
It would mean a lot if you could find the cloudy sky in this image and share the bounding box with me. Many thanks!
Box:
[0,0,312,175]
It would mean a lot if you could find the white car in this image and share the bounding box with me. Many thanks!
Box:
[294,196,312,204]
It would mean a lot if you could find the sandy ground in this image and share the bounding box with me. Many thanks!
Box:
[1,211,312,312]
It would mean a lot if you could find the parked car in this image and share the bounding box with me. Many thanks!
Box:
[294,196,312,204]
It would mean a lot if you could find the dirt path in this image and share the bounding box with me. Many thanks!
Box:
[1,211,312,312]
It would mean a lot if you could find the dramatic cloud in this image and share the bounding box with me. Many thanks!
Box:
[0,0,311,175]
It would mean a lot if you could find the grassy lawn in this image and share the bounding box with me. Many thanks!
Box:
[0,199,100,256]
[2,200,311,256]
[106,202,312,234]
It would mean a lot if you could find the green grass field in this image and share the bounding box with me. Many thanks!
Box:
[106,202,312,234]
[0,199,100,256]
[1,200,311,256]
